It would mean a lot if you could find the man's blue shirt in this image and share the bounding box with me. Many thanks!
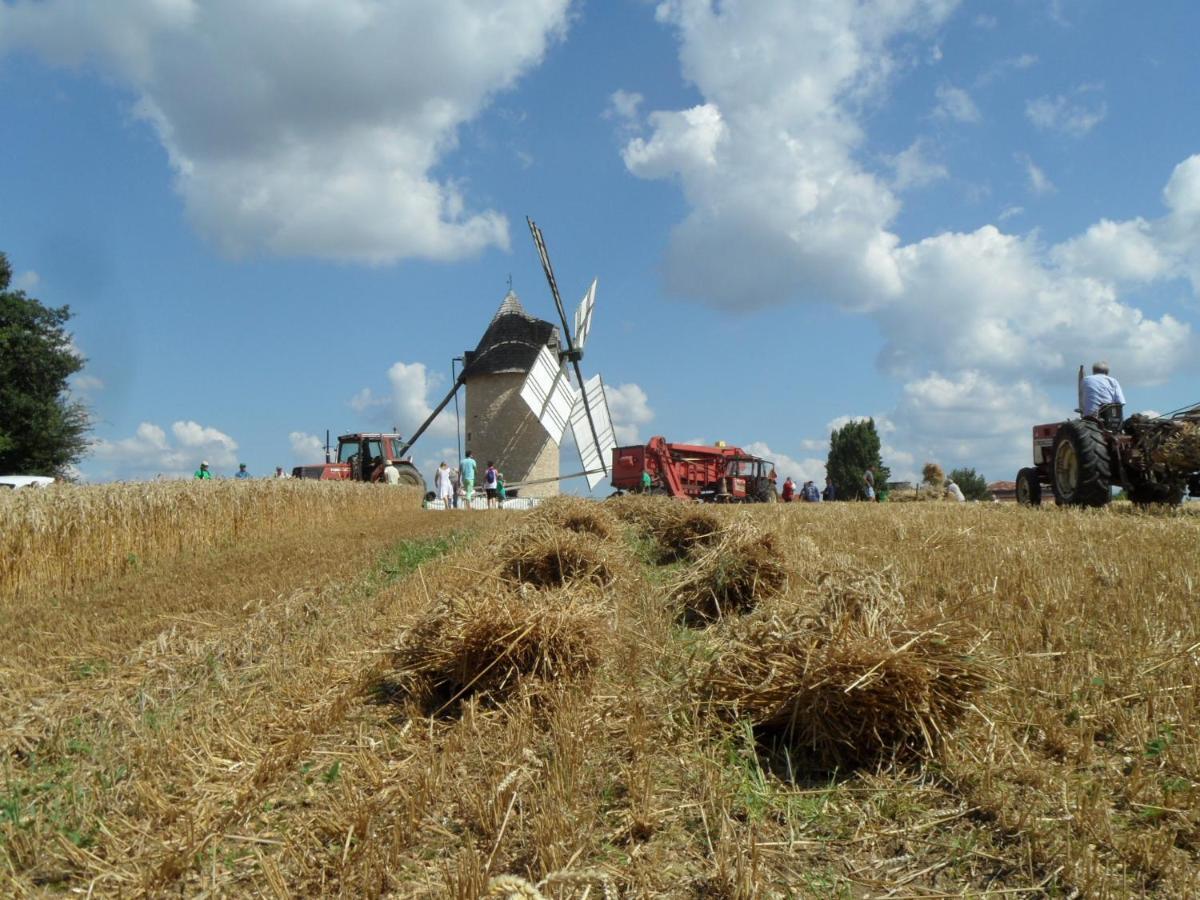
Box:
[1081,374,1125,416]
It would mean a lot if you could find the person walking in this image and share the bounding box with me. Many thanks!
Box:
[459,450,477,510]
[449,466,461,509]
[781,477,795,502]
[496,470,507,505]
[641,469,653,494]
[802,480,821,502]
[435,461,454,507]
[484,461,499,509]
[863,467,876,501]
[194,460,212,480]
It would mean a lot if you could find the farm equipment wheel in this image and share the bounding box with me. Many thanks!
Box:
[1051,420,1112,507]
[395,462,427,493]
[1016,468,1042,506]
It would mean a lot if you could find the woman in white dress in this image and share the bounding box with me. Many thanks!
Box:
[435,461,454,509]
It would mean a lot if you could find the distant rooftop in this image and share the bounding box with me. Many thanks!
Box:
[463,291,560,377]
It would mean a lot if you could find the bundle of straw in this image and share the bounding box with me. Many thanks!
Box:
[497,524,616,590]
[391,588,608,711]
[528,495,619,541]
[1151,420,1200,471]
[667,523,788,623]
[607,495,722,562]
[699,587,988,768]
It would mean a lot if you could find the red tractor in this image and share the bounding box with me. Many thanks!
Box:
[1017,404,1200,508]
[611,436,778,502]
[292,433,425,490]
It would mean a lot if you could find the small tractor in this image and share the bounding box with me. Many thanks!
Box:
[611,436,778,502]
[1016,375,1200,507]
[292,433,426,491]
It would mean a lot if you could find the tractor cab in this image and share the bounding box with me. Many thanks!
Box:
[717,457,778,503]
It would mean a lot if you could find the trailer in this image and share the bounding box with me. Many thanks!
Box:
[611,436,777,503]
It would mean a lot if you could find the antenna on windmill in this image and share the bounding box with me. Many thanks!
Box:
[519,218,616,489]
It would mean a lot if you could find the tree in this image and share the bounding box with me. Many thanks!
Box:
[0,253,91,476]
[826,418,890,500]
[948,467,991,501]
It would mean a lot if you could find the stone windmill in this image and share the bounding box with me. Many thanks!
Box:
[390,220,616,499]
[461,290,564,497]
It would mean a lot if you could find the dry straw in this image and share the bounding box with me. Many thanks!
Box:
[667,522,789,623]
[497,523,617,590]
[699,571,989,769]
[607,494,722,561]
[527,495,619,542]
[389,587,609,713]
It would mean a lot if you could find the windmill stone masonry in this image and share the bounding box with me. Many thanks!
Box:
[463,291,561,498]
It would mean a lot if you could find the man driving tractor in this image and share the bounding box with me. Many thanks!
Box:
[1080,361,1125,418]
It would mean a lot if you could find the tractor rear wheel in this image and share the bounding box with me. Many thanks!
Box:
[1016,468,1042,506]
[1051,420,1112,507]
[395,462,426,492]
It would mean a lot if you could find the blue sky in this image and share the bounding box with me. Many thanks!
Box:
[2,0,1198,487]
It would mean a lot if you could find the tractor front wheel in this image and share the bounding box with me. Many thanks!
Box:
[1051,420,1112,507]
[395,462,426,492]
[1016,468,1042,506]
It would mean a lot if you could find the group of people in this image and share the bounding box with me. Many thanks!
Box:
[781,476,837,502]
[193,461,264,479]
[428,451,507,509]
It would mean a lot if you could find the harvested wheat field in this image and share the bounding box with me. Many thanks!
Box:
[3,488,1200,898]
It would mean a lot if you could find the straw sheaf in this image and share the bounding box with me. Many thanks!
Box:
[1151,420,1200,471]
[667,522,789,623]
[607,494,723,561]
[699,584,989,768]
[496,523,618,590]
[527,495,620,542]
[390,587,610,712]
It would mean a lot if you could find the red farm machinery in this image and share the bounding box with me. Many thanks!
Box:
[611,436,778,503]
[1016,398,1200,508]
[292,433,425,490]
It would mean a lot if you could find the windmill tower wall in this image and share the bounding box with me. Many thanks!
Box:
[462,290,561,499]
[465,374,559,498]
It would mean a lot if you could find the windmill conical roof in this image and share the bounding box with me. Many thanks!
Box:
[464,290,559,376]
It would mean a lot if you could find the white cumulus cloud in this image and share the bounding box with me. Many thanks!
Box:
[349,360,459,443]
[606,382,654,445]
[90,419,239,480]
[288,431,325,464]
[0,0,570,263]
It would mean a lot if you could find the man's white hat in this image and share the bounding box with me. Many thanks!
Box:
[201,460,209,466]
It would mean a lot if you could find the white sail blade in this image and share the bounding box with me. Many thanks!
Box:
[570,374,616,489]
[573,278,597,350]
[519,345,575,445]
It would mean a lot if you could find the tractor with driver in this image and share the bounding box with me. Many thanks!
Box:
[1016,368,1200,507]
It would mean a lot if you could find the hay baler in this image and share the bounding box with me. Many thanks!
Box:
[1016,405,1200,507]
[292,433,425,490]
[611,436,778,502]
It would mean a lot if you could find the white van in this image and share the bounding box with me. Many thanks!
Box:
[0,475,55,490]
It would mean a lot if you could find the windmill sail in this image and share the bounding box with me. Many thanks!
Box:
[570,374,616,489]
[519,345,575,445]
[573,279,597,351]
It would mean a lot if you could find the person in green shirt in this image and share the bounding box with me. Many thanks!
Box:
[194,460,212,480]
[641,469,652,493]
